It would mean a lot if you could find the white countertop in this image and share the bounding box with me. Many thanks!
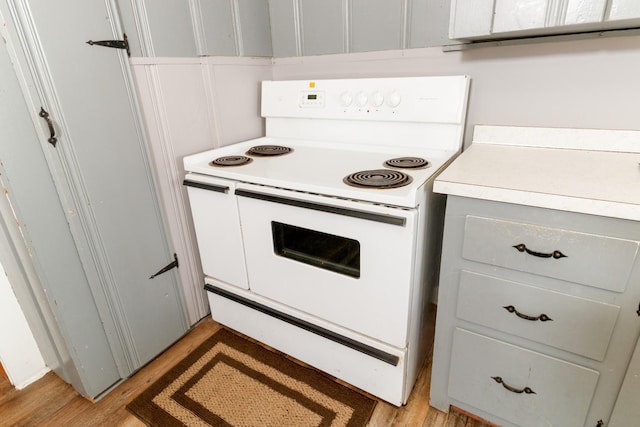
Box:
[434,126,640,221]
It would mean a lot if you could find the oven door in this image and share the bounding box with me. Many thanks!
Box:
[236,183,417,348]
[184,173,248,289]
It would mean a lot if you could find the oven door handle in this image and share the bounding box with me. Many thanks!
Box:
[235,189,406,226]
[183,179,229,193]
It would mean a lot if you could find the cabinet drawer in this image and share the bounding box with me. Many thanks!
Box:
[462,215,639,292]
[457,271,620,361]
[449,328,599,427]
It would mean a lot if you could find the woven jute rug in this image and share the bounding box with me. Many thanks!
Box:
[126,328,377,426]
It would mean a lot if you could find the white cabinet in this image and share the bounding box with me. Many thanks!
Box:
[450,0,639,40]
[608,0,640,21]
[430,125,640,426]
[492,0,551,34]
[449,0,494,38]
[431,196,640,427]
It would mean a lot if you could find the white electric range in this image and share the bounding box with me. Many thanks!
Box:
[183,76,470,405]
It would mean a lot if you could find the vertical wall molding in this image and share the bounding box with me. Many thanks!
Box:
[344,0,351,53]
[189,0,207,55]
[402,0,411,49]
[202,59,224,148]
[292,0,303,56]
[131,0,154,56]
[231,0,243,56]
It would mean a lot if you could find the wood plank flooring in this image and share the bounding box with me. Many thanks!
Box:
[0,317,491,426]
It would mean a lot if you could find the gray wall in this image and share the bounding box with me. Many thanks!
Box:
[116,0,273,57]
[268,0,457,57]
[271,34,640,147]
[116,0,456,58]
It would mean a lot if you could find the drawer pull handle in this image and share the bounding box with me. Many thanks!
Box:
[513,243,567,259]
[503,305,553,322]
[491,376,536,395]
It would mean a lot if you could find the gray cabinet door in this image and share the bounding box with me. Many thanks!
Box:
[3,0,187,396]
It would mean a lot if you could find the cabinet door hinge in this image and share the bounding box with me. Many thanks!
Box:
[86,33,130,57]
[149,253,179,279]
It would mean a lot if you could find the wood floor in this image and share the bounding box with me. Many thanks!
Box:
[0,317,491,426]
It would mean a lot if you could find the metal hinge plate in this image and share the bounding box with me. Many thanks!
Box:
[86,33,130,57]
[149,253,179,279]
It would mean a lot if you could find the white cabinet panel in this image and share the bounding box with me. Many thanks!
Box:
[449,0,494,38]
[608,0,640,21]
[350,0,404,52]
[493,0,550,33]
[451,0,616,39]
[564,0,607,25]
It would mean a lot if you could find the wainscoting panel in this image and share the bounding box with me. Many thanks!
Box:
[130,57,272,324]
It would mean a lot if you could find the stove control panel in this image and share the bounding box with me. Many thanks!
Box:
[262,76,469,125]
[299,91,325,108]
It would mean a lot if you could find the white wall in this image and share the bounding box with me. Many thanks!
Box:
[272,34,640,146]
[0,260,48,389]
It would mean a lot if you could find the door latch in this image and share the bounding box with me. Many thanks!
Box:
[149,253,179,279]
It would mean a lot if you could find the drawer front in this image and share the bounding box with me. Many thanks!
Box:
[457,271,620,361]
[462,215,639,292]
[449,328,599,427]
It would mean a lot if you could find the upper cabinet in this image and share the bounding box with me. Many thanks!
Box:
[450,0,640,40]
[609,0,640,21]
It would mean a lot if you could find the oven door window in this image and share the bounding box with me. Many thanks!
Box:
[271,221,360,278]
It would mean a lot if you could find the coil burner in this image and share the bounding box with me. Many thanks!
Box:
[384,157,430,169]
[343,169,413,189]
[246,145,293,156]
[210,155,253,167]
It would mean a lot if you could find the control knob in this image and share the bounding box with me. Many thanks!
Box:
[339,91,353,107]
[370,91,384,107]
[355,92,368,107]
[386,91,401,108]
